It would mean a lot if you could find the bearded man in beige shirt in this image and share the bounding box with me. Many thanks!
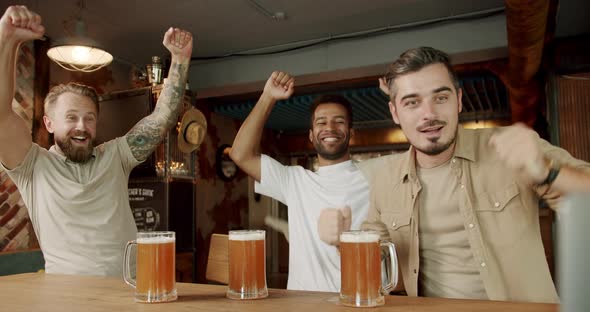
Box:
[320,46,590,303]
[0,5,193,276]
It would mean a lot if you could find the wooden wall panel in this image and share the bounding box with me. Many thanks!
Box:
[556,75,590,162]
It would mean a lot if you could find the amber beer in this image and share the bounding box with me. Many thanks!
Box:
[340,231,398,307]
[123,231,177,303]
[227,230,268,299]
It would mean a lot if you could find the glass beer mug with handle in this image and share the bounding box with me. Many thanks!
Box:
[227,230,268,299]
[339,230,398,307]
[123,231,177,303]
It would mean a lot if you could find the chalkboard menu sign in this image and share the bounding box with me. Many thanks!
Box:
[128,181,167,232]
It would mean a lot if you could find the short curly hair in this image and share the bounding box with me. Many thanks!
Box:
[309,94,353,129]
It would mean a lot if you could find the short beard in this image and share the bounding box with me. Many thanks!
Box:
[415,136,456,156]
[312,134,350,161]
[55,134,94,163]
[414,124,458,156]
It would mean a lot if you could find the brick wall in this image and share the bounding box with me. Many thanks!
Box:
[0,42,38,252]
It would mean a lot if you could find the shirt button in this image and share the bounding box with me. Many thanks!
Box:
[460,184,465,189]
[392,221,397,227]
[468,223,475,229]
[480,262,486,268]
[413,269,417,274]
[452,158,456,164]
[494,202,500,208]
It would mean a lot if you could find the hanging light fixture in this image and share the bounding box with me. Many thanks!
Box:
[46,0,113,72]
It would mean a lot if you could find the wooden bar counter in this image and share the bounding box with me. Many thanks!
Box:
[0,273,558,311]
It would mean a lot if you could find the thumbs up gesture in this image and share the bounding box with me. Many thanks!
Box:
[318,206,352,246]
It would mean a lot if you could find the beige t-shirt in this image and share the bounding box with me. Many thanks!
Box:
[2,137,140,276]
[417,159,487,299]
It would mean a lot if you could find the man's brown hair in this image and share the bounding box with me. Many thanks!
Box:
[385,47,460,101]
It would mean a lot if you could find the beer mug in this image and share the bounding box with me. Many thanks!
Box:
[339,230,398,307]
[123,231,177,303]
[227,230,268,299]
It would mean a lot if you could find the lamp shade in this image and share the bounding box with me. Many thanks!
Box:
[47,20,113,72]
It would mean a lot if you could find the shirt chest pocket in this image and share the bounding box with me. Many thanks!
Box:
[381,213,412,245]
[473,182,530,247]
[475,182,520,212]
[383,213,411,230]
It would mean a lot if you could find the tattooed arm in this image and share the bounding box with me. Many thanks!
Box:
[125,28,193,161]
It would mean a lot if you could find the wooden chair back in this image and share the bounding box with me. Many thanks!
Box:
[205,233,229,284]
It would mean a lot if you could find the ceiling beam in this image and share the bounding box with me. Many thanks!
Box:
[504,0,550,126]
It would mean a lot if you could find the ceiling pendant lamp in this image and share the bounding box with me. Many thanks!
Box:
[46,1,113,72]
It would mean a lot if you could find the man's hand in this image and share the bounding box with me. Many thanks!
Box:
[318,206,352,246]
[163,27,193,62]
[489,123,548,184]
[0,5,44,43]
[263,71,294,101]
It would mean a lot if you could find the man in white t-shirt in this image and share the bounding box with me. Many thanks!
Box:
[230,71,369,292]
[0,5,193,276]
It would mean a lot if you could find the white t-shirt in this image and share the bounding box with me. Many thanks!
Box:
[255,154,369,292]
[2,137,140,277]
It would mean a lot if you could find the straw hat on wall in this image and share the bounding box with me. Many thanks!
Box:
[178,108,207,153]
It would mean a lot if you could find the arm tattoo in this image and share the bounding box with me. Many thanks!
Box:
[126,62,189,161]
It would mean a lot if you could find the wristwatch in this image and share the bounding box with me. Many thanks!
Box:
[538,161,561,187]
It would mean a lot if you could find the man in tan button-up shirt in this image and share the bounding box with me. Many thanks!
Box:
[355,47,590,303]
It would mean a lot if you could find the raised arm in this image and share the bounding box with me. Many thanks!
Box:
[0,6,44,169]
[489,123,590,204]
[125,28,192,161]
[229,71,294,181]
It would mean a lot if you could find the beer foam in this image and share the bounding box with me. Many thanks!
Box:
[137,236,175,244]
[229,231,265,241]
[340,231,380,243]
